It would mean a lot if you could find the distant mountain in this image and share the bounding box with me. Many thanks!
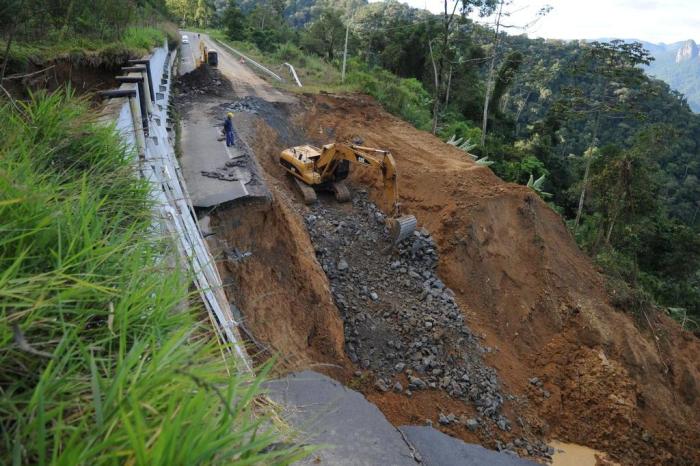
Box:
[638,39,700,112]
[583,38,699,112]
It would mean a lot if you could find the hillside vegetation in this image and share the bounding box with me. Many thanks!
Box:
[176,0,700,328]
[644,39,700,112]
[0,0,178,77]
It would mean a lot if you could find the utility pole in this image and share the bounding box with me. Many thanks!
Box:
[341,16,350,83]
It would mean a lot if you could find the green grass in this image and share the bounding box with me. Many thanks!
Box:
[2,26,170,73]
[0,90,307,465]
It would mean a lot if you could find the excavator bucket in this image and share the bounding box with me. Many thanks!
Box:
[389,215,417,244]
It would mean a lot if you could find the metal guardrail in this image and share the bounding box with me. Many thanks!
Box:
[99,42,252,372]
[284,63,303,87]
[210,37,284,82]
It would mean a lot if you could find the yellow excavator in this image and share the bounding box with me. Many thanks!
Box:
[279,143,417,243]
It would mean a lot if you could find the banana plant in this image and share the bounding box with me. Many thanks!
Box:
[446,134,477,153]
[527,173,552,198]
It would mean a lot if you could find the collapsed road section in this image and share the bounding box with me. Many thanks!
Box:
[175,33,700,464]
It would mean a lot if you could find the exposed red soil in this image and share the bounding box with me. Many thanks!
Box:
[216,91,700,465]
[209,163,348,368]
[296,93,700,465]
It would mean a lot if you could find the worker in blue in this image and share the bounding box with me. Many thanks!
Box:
[223,112,235,147]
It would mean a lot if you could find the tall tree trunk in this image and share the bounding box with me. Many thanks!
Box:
[480,0,504,147]
[432,0,459,134]
[605,188,627,245]
[574,113,600,232]
[429,39,439,134]
[514,90,532,137]
[444,64,453,106]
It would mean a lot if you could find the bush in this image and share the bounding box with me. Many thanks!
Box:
[121,26,165,51]
[346,62,432,130]
[275,42,306,65]
[438,118,482,144]
[0,90,305,465]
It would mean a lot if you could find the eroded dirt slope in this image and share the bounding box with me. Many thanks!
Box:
[296,93,700,465]
[204,87,700,465]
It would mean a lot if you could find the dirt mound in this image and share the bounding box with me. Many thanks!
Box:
[176,64,233,99]
[294,93,700,465]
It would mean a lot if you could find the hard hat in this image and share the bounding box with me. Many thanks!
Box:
[227,112,233,118]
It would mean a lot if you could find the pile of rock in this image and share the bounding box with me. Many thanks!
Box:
[175,65,232,99]
[301,191,556,460]
[305,192,508,427]
[225,96,263,114]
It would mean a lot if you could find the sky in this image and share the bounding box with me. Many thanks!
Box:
[371,0,700,44]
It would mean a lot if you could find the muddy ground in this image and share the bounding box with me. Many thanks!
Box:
[183,72,700,464]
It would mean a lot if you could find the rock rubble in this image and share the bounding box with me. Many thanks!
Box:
[305,192,507,424]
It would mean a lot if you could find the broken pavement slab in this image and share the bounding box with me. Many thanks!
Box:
[266,371,539,466]
[399,426,538,466]
[179,100,270,209]
[266,370,417,465]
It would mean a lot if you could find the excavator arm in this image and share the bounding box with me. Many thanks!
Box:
[316,144,401,217]
[280,142,417,243]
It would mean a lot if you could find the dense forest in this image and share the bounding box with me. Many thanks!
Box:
[182,0,700,327]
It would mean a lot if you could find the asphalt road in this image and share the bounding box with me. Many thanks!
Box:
[177,31,272,208]
[180,31,293,102]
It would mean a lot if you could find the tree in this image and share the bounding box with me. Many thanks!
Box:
[194,0,214,28]
[429,0,497,133]
[480,2,552,146]
[222,0,246,41]
[301,8,345,61]
[556,40,654,231]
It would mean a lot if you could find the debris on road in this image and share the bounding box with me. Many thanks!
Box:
[176,64,232,99]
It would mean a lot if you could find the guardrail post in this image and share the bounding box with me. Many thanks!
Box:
[128,58,156,102]
[116,75,149,136]
[98,88,146,162]
[121,66,153,116]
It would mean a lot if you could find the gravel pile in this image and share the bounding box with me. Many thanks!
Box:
[304,191,553,459]
[175,65,232,99]
[306,192,506,422]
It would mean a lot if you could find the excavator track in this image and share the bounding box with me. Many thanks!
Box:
[331,181,351,202]
[294,177,317,204]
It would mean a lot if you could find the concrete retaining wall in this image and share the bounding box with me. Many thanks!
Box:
[101,42,251,371]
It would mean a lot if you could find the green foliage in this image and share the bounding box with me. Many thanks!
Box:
[121,26,166,50]
[222,0,248,41]
[346,61,432,130]
[0,90,305,465]
[299,8,345,61]
[438,119,482,144]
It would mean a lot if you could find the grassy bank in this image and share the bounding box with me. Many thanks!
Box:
[0,90,304,464]
[2,25,178,73]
